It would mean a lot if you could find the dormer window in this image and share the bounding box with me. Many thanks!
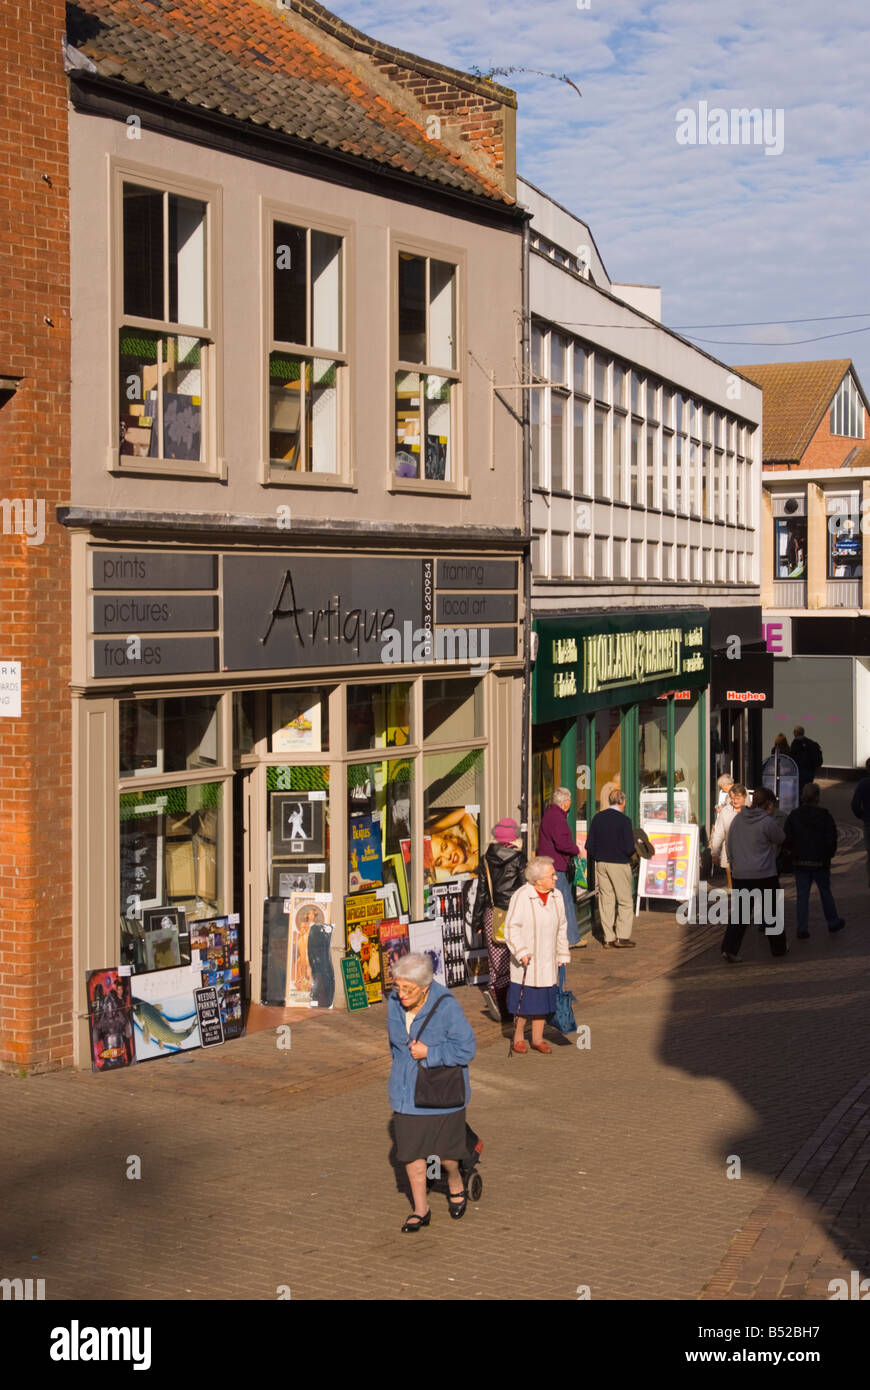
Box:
[830,372,864,439]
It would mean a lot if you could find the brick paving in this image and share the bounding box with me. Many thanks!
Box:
[0,778,868,1301]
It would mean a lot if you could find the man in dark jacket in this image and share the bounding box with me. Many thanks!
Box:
[785,782,845,937]
[586,789,637,948]
[790,725,824,790]
[537,789,583,946]
[851,757,870,888]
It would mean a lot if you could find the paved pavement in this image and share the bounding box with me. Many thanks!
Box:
[1,778,868,1301]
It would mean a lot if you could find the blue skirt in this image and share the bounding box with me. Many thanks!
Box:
[508,982,557,1017]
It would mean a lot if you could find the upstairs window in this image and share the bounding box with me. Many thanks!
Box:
[116,174,218,475]
[830,373,865,438]
[395,251,459,484]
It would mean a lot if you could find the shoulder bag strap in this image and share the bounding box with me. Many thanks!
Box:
[484,855,495,904]
[411,992,448,1043]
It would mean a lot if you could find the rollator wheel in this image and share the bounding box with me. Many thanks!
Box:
[468,1172,483,1201]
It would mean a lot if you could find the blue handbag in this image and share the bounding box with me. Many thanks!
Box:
[548,964,577,1034]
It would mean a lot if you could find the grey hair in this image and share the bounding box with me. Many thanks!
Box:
[391,952,434,988]
[608,789,626,806]
[552,787,572,806]
[525,855,555,884]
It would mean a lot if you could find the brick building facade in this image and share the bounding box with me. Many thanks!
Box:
[0,0,73,1071]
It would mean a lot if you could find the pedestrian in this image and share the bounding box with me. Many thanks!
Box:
[771,733,790,756]
[790,724,824,790]
[503,856,570,1054]
[784,783,845,938]
[850,756,870,889]
[388,953,476,1232]
[722,784,787,962]
[586,788,637,948]
[714,773,734,814]
[470,817,526,1022]
[536,788,584,947]
[710,782,747,891]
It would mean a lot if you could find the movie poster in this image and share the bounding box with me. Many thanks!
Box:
[344,890,386,1003]
[348,815,384,892]
[378,918,410,988]
[423,807,480,884]
[86,968,136,1072]
[131,963,202,1061]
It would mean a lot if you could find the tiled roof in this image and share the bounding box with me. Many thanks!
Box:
[66,0,513,204]
[734,359,851,462]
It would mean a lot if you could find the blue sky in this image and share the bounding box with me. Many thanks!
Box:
[336,0,870,388]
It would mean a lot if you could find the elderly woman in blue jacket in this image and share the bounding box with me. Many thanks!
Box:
[389,952,476,1232]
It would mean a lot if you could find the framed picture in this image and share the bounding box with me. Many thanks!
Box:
[408,919,446,988]
[144,927,182,972]
[286,892,332,1008]
[270,792,325,859]
[270,866,319,898]
[142,905,191,968]
[423,807,480,884]
[119,806,164,910]
[86,968,136,1072]
[272,693,322,754]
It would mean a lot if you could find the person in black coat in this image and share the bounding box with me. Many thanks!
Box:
[789,725,823,790]
[784,782,845,938]
[851,757,870,889]
[470,818,526,1021]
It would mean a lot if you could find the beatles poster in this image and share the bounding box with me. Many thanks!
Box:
[344,890,385,1003]
[86,968,136,1072]
[347,814,384,891]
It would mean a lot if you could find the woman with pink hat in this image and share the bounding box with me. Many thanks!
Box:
[470,818,526,1022]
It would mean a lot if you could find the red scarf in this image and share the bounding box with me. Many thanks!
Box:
[536,889,550,904]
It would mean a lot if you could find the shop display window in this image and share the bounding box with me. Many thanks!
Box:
[233,691,257,759]
[347,683,410,751]
[347,758,412,900]
[673,697,700,825]
[423,678,482,743]
[120,781,223,962]
[828,507,863,578]
[774,516,807,579]
[270,687,330,753]
[638,702,668,819]
[119,696,219,777]
[423,749,484,883]
[594,708,621,811]
[267,764,330,896]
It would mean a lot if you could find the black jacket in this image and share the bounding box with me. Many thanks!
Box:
[470,843,526,932]
[851,776,870,823]
[790,736,823,778]
[784,804,838,868]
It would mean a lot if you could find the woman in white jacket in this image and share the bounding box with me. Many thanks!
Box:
[504,856,570,1054]
[710,783,747,889]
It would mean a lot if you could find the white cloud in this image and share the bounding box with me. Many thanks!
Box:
[336,0,870,383]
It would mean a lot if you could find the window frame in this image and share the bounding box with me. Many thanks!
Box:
[261,200,353,488]
[110,160,224,480]
[390,235,466,495]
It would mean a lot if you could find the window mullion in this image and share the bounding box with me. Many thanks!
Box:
[306,226,312,351]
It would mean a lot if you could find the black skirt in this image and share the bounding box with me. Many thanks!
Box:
[393,1108,467,1164]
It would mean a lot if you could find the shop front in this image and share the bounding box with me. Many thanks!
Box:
[531,610,711,861]
[72,536,523,1067]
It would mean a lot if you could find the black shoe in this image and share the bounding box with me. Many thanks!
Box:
[401,1210,431,1233]
[448,1192,468,1220]
[721,951,741,963]
[828,919,847,934]
[613,938,636,948]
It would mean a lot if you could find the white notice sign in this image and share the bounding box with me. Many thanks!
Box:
[0,661,21,718]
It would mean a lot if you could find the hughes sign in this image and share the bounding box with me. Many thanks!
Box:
[533,612,710,721]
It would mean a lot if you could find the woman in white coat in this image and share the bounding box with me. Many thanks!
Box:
[504,856,570,1054]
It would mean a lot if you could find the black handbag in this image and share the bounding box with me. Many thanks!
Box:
[412,995,466,1109]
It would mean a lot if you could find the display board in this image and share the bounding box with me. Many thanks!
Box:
[635,822,699,907]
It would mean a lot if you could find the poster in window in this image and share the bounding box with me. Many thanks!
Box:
[408,919,446,988]
[775,517,807,579]
[829,516,862,578]
[131,962,202,1061]
[120,810,162,909]
[86,968,136,1072]
[378,918,410,988]
[344,890,385,1003]
[273,694,322,753]
[423,807,480,884]
[348,814,383,891]
[286,892,334,1008]
[270,792,325,858]
[382,852,409,914]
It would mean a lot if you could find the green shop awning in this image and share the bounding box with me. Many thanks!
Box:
[533,609,710,722]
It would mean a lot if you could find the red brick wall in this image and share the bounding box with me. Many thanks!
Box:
[372,60,507,178]
[799,402,869,471]
[0,1,72,1071]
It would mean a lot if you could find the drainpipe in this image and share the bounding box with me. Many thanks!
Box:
[520,216,531,853]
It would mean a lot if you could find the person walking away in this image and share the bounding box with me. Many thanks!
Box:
[710,783,747,891]
[790,725,823,790]
[503,856,570,1053]
[722,785,787,962]
[771,733,790,756]
[388,953,476,1232]
[784,783,845,938]
[850,756,870,889]
[537,788,584,947]
[470,818,526,1022]
[586,789,637,948]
